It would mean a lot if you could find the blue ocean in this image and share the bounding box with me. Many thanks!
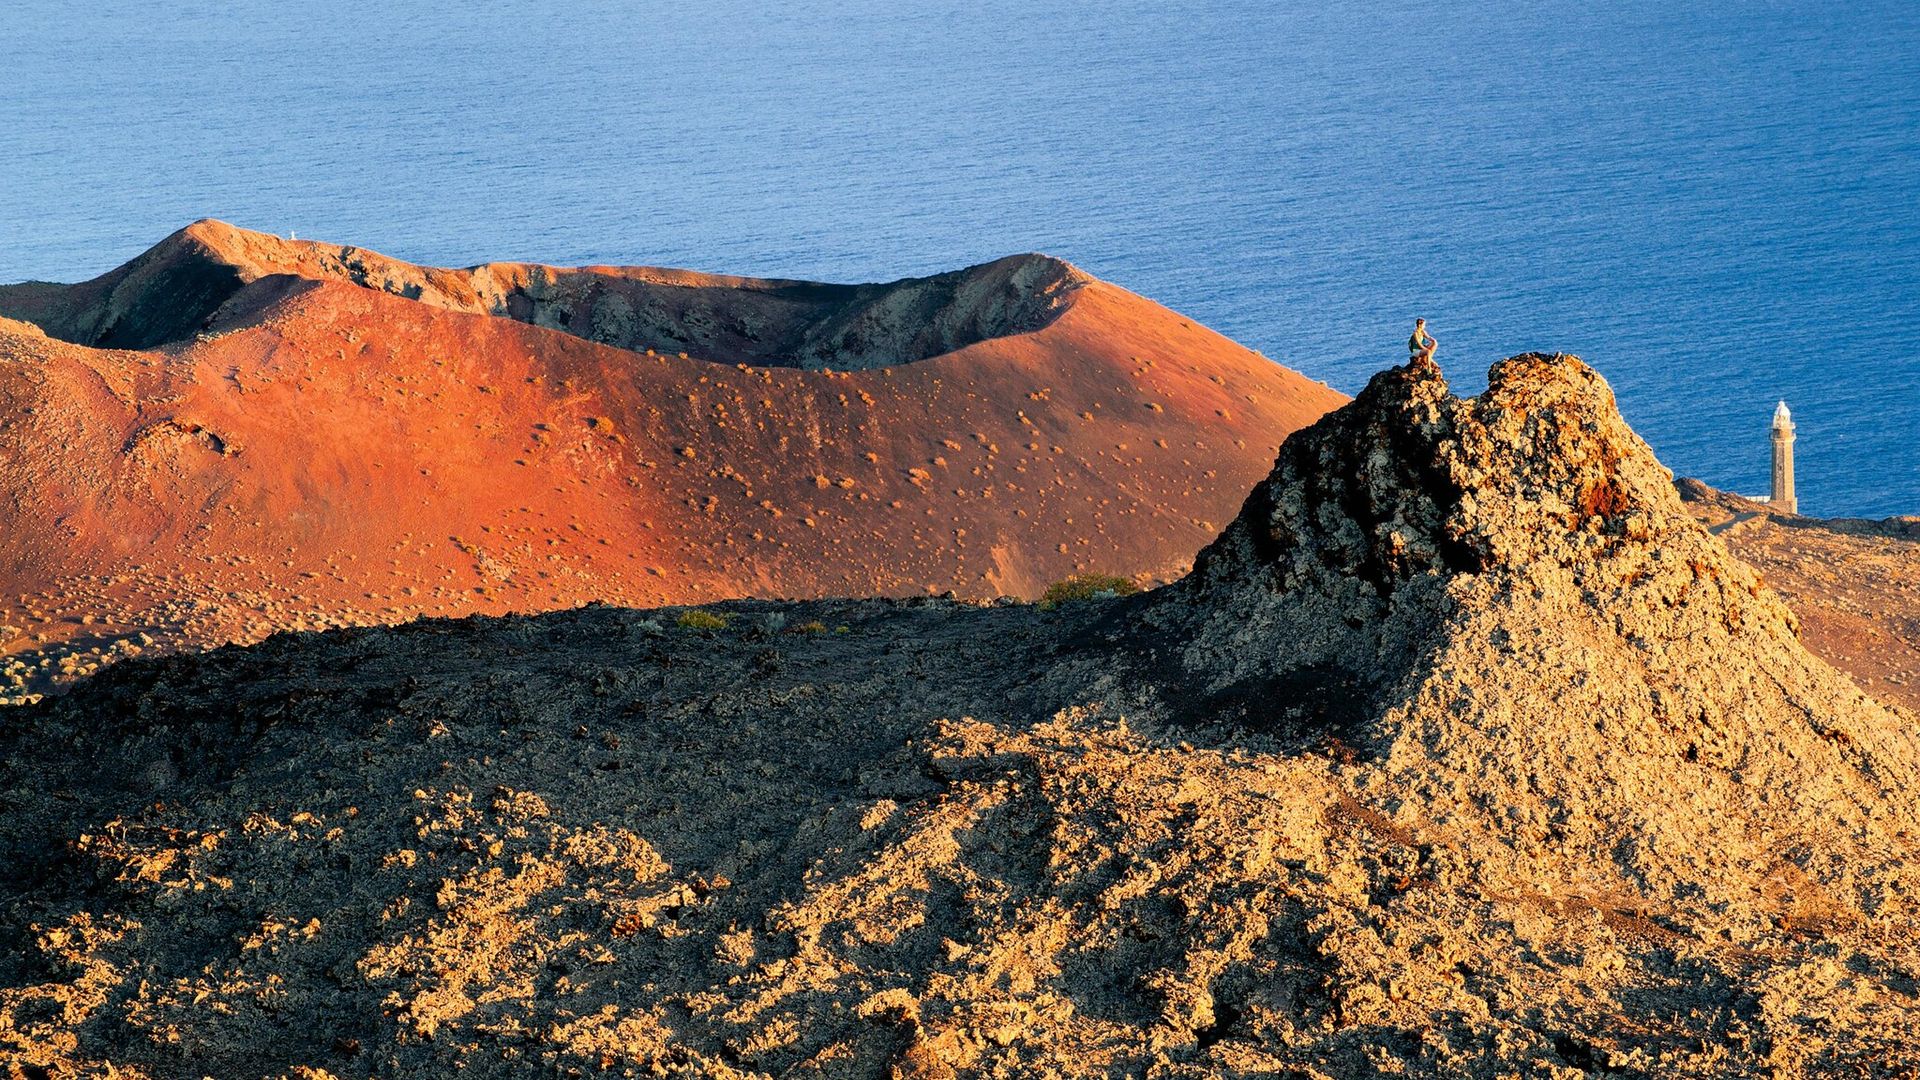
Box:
[4,1,1916,516]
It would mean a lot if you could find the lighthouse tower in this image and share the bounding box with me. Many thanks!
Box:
[1771,400,1796,514]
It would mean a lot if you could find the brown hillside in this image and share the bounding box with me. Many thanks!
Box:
[0,225,1346,699]
[1678,478,1920,712]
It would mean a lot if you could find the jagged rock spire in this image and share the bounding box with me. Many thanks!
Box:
[1187,353,1694,600]
[1156,352,1918,923]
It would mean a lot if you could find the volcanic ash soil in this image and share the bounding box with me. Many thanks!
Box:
[3,355,1917,1079]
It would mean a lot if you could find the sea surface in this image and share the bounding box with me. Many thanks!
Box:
[4,1,1917,516]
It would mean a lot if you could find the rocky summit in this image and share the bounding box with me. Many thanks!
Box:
[3,354,1916,1079]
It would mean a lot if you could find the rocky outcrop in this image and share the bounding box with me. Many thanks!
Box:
[1152,353,1918,923]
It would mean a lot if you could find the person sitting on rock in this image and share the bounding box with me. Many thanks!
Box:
[1408,319,1436,366]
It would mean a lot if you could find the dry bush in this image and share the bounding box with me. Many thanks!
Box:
[1039,573,1140,608]
[675,609,728,632]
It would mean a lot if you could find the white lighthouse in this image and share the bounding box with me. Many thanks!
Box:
[1771,400,1796,515]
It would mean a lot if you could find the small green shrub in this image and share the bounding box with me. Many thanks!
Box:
[1039,573,1140,608]
[790,620,830,635]
[676,609,728,631]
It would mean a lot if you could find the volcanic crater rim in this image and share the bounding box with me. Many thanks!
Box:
[0,219,1094,370]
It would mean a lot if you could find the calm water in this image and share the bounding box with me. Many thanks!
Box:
[4,2,1917,516]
